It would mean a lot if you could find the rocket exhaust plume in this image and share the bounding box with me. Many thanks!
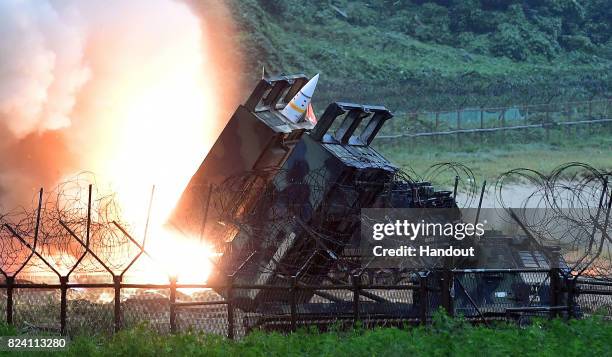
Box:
[0,0,242,212]
[0,0,242,283]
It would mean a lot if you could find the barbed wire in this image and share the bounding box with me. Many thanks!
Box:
[0,173,142,279]
[495,163,612,280]
[2,163,611,283]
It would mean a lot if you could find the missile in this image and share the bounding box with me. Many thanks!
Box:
[281,73,319,123]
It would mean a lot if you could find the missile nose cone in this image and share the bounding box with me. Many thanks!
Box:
[301,73,319,98]
[280,74,320,124]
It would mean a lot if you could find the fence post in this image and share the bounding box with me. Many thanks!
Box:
[456,110,462,146]
[608,99,612,133]
[500,108,506,143]
[545,105,551,141]
[588,100,594,134]
[419,273,428,325]
[549,249,561,319]
[113,275,122,332]
[433,111,440,145]
[353,274,360,323]
[549,269,560,318]
[564,103,571,139]
[567,277,576,319]
[6,276,14,326]
[227,277,234,340]
[523,105,529,142]
[441,270,453,317]
[410,112,417,151]
[169,276,177,333]
[480,108,484,143]
[290,277,298,332]
[60,276,68,335]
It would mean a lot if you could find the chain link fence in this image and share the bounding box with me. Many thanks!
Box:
[377,98,612,144]
[2,267,611,338]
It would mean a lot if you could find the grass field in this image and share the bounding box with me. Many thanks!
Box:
[2,313,610,356]
[375,130,612,184]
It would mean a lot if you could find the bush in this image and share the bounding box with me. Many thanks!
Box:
[490,23,529,60]
[345,3,380,27]
[257,0,288,17]
[561,35,595,52]
[481,0,521,11]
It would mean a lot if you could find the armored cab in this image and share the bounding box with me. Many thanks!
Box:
[169,74,315,241]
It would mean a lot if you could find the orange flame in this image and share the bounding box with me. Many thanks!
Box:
[75,1,240,287]
[1,1,242,292]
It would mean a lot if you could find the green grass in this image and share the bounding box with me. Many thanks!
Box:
[375,130,612,184]
[2,314,611,356]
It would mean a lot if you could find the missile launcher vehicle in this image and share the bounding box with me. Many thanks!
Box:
[170,74,576,326]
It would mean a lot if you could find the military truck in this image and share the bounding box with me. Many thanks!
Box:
[170,74,575,327]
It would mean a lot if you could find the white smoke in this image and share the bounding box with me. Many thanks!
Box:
[0,1,90,138]
[0,0,242,210]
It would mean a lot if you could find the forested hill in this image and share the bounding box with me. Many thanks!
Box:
[229,0,612,111]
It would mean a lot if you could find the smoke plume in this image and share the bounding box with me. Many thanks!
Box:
[0,0,242,213]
